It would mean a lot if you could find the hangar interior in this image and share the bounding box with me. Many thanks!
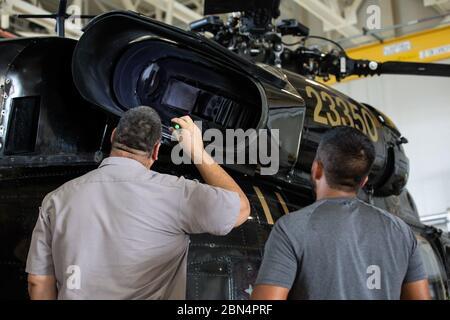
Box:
[1,0,448,229]
[0,0,450,301]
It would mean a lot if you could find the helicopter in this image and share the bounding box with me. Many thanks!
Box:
[0,0,449,300]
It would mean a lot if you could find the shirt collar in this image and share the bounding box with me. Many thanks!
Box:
[317,196,358,203]
[99,156,149,170]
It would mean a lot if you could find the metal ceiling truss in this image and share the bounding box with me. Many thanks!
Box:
[423,0,450,23]
[292,0,371,44]
[1,0,449,43]
[1,0,82,38]
[0,0,203,38]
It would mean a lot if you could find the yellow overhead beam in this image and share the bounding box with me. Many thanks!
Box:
[347,24,450,62]
[322,24,450,85]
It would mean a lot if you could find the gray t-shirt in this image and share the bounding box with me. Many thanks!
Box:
[255,197,427,300]
[26,157,240,300]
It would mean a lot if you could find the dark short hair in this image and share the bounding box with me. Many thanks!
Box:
[316,126,376,192]
[112,106,162,156]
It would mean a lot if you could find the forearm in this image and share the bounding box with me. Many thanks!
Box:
[196,151,250,226]
[28,275,57,300]
[400,280,431,300]
[196,151,238,190]
[171,115,250,226]
[251,285,289,300]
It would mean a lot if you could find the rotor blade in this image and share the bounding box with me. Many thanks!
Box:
[379,61,450,77]
[16,14,58,19]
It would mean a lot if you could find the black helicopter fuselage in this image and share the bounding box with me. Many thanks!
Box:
[0,11,448,299]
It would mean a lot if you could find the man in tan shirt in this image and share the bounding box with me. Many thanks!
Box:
[26,106,250,299]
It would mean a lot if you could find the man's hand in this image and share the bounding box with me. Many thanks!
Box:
[28,274,57,300]
[171,116,210,164]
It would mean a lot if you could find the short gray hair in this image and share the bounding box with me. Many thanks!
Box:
[112,106,162,156]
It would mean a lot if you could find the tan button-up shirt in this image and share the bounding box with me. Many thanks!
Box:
[26,157,240,299]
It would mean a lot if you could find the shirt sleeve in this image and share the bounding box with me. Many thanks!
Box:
[178,178,241,236]
[255,219,298,289]
[25,194,55,276]
[403,229,427,284]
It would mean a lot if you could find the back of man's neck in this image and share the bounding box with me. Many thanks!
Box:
[316,189,357,201]
[110,149,152,169]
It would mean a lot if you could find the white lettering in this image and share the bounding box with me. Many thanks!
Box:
[66,265,81,290]
[366,5,381,30]
[366,265,381,290]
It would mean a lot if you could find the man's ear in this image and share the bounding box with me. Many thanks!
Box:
[111,128,117,144]
[311,160,323,181]
[360,176,369,189]
[152,142,161,161]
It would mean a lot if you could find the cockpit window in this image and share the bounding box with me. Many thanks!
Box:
[416,235,448,300]
[257,63,300,97]
[267,107,306,169]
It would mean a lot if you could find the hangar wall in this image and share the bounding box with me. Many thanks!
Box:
[333,59,450,219]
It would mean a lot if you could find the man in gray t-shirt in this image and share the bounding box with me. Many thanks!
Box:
[26,106,250,300]
[252,127,430,300]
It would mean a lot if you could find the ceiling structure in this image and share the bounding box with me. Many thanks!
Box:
[0,0,449,47]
